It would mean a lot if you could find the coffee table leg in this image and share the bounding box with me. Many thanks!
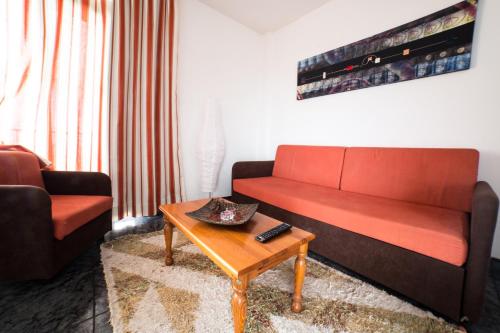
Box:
[231,276,248,333]
[292,242,308,313]
[163,216,174,266]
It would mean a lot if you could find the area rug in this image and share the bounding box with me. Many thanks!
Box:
[101,231,464,333]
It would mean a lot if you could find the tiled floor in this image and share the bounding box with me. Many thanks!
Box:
[0,216,162,333]
[1,216,499,333]
[0,240,111,333]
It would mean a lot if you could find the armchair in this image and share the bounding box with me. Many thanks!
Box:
[0,151,113,280]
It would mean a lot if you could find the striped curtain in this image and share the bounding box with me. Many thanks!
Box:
[0,0,113,172]
[109,0,183,219]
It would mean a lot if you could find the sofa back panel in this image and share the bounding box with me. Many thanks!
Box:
[0,151,45,188]
[341,147,479,212]
[273,145,346,189]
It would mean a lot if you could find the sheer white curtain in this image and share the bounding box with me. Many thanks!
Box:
[1,0,183,219]
[0,0,113,172]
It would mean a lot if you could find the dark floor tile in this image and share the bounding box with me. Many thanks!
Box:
[466,277,500,333]
[94,311,113,333]
[490,259,500,276]
[94,264,110,316]
[490,259,500,299]
[0,247,98,333]
[70,317,94,333]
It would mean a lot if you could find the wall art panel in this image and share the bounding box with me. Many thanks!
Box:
[297,0,478,100]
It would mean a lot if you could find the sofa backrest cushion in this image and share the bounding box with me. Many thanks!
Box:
[273,145,346,189]
[0,151,45,188]
[340,147,479,212]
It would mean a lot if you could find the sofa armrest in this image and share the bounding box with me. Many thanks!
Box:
[463,181,499,322]
[42,171,112,196]
[232,160,275,196]
[232,161,274,180]
[0,185,55,279]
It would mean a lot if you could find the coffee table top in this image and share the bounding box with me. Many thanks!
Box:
[159,199,315,279]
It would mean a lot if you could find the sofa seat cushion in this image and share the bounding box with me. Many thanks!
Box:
[233,177,469,266]
[51,195,113,240]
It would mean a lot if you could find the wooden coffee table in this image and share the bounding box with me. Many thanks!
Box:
[159,199,315,333]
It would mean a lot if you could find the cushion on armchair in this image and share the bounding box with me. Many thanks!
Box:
[0,151,45,188]
[0,150,113,240]
[51,195,113,240]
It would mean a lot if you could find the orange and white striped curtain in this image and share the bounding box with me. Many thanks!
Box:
[109,0,183,219]
[0,0,113,172]
[1,0,183,219]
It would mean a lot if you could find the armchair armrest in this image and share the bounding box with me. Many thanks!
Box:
[42,171,111,196]
[0,185,55,279]
[463,181,499,322]
[231,160,274,195]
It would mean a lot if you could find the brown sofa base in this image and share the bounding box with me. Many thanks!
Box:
[232,191,465,322]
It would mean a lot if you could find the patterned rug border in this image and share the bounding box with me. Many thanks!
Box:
[101,230,465,333]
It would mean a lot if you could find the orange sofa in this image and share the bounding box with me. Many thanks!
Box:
[0,151,113,280]
[232,145,499,323]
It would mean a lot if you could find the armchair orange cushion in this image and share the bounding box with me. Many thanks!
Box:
[51,195,113,240]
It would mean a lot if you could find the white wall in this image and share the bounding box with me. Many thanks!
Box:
[177,0,265,200]
[177,0,500,258]
[262,0,500,258]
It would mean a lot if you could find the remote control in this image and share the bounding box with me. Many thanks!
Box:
[255,223,292,243]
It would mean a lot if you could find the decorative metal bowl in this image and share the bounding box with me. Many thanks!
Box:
[185,198,258,226]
